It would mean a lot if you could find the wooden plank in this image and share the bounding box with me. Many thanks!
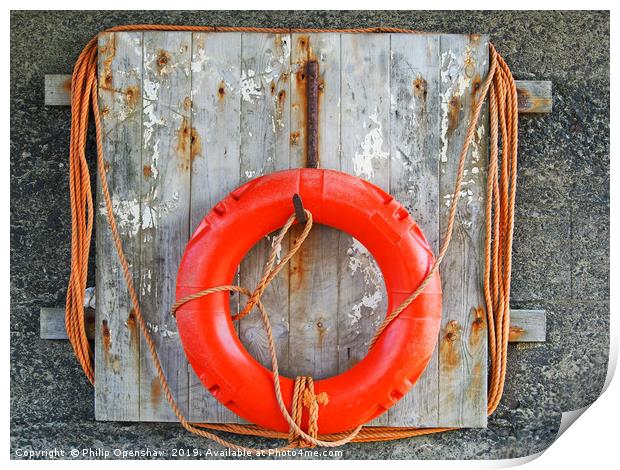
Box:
[45,73,553,115]
[94,31,142,421]
[515,80,552,114]
[139,31,193,421]
[437,34,489,428]
[187,32,243,423]
[288,33,341,379]
[44,74,72,106]
[387,33,441,427]
[509,309,546,342]
[43,305,545,343]
[238,33,292,377]
[40,307,95,340]
[338,33,391,425]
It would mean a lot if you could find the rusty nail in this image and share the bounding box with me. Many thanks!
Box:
[292,194,307,224]
[306,60,320,169]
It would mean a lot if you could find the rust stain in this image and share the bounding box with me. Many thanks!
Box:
[156,49,172,74]
[448,95,461,133]
[440,320,461,369]
[469,34,481,44]
[413,76,428,104]
[467,362,483,403]
[270,80,277,95]
[100,34,116,90]
[297,35,311,59]
[101,319,111,358]
[509,326,525,342]
[469,306,486,348]
[274,34,288,59]
[290,130,301,146]
[278,89,287,107]
[143,165,153,178]
[217,81,226,100]
[100,106,110,117]
[125,85,139,109]
[517,88,530,110]
[127,309,139,350]
[183,96,192,111]
[103,159,111,173]
[471,74,482,98]
[151,377,162,407]
[62,78,72,93]
[176,117,201,170]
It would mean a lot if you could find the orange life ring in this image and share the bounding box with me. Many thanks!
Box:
[175,168,442,434]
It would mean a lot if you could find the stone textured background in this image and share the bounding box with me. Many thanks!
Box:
[10,10,609,460]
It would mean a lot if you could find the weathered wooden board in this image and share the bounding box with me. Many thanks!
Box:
[515,80,552,113]
[237,33,292,387]
[41,306,545,343]
[45,74,553,114]
[94,31,498,428]
[188,31,242,423]
[437,34,489,428]
[288,33,341,380]
[94,31,143,421]
[388,33,441,427]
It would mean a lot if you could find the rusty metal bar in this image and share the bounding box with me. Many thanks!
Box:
[305,60,320,168]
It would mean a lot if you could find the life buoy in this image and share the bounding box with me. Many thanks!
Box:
[175,168,442,434]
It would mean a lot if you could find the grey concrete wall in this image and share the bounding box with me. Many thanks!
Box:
[10,10,609,460]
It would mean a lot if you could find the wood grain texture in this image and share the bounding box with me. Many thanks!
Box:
[42,306,542,343]
[437,34,489,428]
[40,307,95,340]
[338,33,391,426]
[94,31,142,421]
[93,32,502,428]
[138,31,193,421]
[187,32,242,422]
[515,80,552,113]
[44,74,73,106]
[238,33,292,377]
[509,309,546,342]
[287,33,342,380]
[45,74,553,114]
[387,33,441,427]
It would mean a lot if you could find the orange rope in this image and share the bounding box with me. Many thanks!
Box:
[65,25,518,450]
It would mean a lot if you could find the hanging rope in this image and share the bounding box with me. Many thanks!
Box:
[65,25,518,452]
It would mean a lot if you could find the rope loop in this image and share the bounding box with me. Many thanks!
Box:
[65,25,519,450]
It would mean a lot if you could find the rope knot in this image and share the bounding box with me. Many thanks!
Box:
[289,376,329,448]
[302,388,329,408]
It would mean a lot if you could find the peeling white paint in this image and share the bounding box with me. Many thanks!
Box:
[99,197,141,236]
[439,49,474,163]
[99,190,180,238]
[240,69,262,103]
[347,239,384,325]
[143,79,160,101]
[352,110,389,179]
[147,321,178,338]
[191,47,208,73]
